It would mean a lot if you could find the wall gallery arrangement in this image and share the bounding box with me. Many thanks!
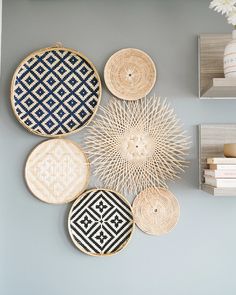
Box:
[11,44,189,256]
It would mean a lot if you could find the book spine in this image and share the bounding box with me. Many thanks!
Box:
[209,164,236,170]
[207,158,236,164]
[205,176,236,187]
[204,176,216,186]
[204,169,236,178]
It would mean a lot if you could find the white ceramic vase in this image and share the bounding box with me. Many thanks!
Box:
[224,30,236,78]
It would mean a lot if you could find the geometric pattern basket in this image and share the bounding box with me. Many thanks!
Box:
[11,46,102,137]
[68,189,134,256]
[25,139,90,204]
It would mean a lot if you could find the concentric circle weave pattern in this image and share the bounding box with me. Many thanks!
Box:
[104,48,156,100]
[133,187,180,235]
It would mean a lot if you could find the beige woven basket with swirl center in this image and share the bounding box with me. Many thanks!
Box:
[132,187,180,235]
[104,48,156,101]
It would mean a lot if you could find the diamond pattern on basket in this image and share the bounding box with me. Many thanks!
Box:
[12,48,101,136]
[69,189,134,256]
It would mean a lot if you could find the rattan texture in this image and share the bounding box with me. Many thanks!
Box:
[11,46,101,137]
[68,189,134,256]
[104,48,156,101]
[132,187,180,235]
[85,96,189,195]
[25,139,90,204]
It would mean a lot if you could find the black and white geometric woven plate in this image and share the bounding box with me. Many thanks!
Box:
[11,46,102,137]
[68,189,134,256]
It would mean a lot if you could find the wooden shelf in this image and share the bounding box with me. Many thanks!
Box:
[202,184,236,196]
[199,124,236,196]
[202,78,236,98]
[198,34,236,98]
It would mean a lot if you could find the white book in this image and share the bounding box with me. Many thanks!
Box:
[204,169,236,178]
[204,176,236,188]
[209,164,236,170]
[207,157,236,164]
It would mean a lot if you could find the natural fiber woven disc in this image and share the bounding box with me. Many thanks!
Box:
[132,187,179,235]
[104,48,156,100]
[68,189,134,256]
[11,46,101,137]
[25,139,90,204]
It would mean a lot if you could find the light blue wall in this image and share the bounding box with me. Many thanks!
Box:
[1,0,236,294]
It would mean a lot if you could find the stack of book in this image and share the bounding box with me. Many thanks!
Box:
[204,157,236,188]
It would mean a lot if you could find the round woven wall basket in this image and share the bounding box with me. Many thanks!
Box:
[68,188,134,256]
[11,46,102,137]
[132,187,180,235]
[104,48,156,101]
[25,139,90,204]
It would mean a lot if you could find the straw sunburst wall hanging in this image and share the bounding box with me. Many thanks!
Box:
[86,96,189,195]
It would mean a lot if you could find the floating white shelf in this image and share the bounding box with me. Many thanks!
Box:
[202,78,236,98]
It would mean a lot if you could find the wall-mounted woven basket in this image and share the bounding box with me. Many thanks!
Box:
[68,188,134,256]
[25,138,90,204]
[132,187,180,235]
[11,45,102,137]
[104,48,156,101]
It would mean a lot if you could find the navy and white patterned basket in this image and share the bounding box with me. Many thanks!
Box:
[11,46,102,137]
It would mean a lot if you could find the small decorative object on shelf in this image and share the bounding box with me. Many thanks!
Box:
[85,96,189,195]
[132,187,180,235]
[199,124,236,196]
[224,143,236,157]
[198,34,236,98]
[104,48,156,100]
[224,30,236,77]
[210,0,236,77]
[11,45,102,137]
[25,139,90,204]
[68,189,134,256]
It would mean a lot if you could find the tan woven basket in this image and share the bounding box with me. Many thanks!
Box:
[25,138,90,204]
[104,48,156,101]
[132,187,180,235]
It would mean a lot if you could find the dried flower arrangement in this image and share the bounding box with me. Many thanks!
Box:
[210,0,236,26]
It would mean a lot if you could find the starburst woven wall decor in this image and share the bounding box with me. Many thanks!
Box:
[85,96,189,195]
